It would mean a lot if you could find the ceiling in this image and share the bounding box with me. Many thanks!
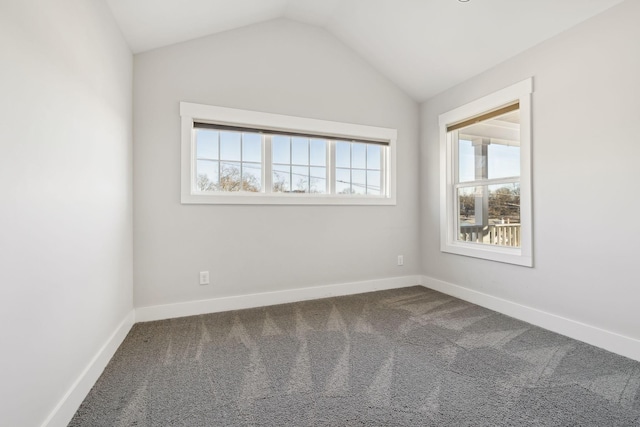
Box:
[105,0,625,101]
[461,110,520,146]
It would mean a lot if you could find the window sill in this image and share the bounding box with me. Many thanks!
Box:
[181,192,397,206]
[441,241,532,267]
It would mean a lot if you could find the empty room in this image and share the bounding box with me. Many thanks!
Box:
[2,0,640,425]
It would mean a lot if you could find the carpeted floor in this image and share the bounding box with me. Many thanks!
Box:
[70,286,640,426]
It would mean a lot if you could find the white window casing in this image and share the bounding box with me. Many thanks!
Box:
[180,102,397,205]
[439,78,533,267]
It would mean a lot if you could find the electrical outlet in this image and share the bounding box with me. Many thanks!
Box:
[397,255,404,266]
[199,271,210,285]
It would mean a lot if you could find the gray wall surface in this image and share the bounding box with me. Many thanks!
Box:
[420,0,640,341]
[0,1,133,426]
[133,19,420,308]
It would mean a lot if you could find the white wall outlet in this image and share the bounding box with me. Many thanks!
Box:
[199,271,210,285]
[397,255,404,266]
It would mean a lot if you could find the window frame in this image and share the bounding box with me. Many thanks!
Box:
[180,102,397,205]
[439,78,533,267]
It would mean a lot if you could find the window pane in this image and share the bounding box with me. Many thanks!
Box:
[367,145,381,170]
[196,130,218,159]
[272,136,290,164]
[488,143,520,179]
[352,143,366,169]
[352,169,366,195]
[336,141,350,168]
[336,168,350,194]
[456,107,520,183]
[219,161,242,191]
[488,183,520,225]
[220,132,241,161]
[242,162,262,192]
[310,167,326,194]
[457,183,520,248]
[310,139,326,166]
[292,166,309,193]
[291,137,309,165]
[457,186,477,228]
[273,165,290,193]
[458,139,474,182]
[196,160,218,191]
[242,133,261,163]
[367,170,381,195]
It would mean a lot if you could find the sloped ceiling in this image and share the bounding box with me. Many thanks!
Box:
[105,0,625,101]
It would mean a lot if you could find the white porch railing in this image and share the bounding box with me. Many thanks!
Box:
[459,224,521,247]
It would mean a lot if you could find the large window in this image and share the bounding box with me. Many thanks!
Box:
[181,102,396,205]
[439,78,533,266]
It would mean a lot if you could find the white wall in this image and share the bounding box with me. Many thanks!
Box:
[0,1,133,426]
[133,19,419,308]
[421,0,640,345]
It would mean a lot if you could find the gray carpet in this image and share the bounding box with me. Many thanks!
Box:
[70,286,640,426]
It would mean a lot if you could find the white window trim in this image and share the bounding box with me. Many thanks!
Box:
[439,78,533,267]
[180,102,397,205]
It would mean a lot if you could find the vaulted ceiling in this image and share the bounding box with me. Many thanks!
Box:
[105,0,624,101]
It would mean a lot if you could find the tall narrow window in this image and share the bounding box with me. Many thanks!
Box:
[452,103,521,247]
[439,78,533,266]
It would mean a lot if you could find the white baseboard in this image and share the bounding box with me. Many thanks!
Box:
[421,275,640,362]
[135,275,422,323]
[41,310,135,427]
